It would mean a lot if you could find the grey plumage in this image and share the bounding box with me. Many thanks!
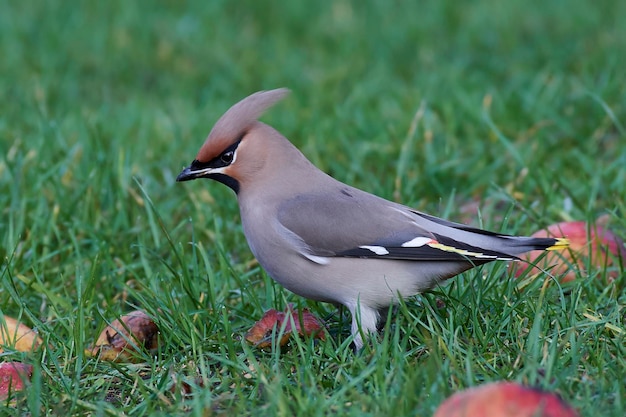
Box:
[177,89,568,350]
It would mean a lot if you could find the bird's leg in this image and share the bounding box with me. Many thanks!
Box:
[376,306,391,331]
[347,301,380,351]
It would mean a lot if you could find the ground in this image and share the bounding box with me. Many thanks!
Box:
[0,0,624,415]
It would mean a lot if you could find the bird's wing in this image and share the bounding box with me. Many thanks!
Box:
[276,189,515,263]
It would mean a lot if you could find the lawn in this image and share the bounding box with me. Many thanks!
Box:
[1,0,624,415]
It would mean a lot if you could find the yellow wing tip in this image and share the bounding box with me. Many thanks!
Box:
[546,238,570,250]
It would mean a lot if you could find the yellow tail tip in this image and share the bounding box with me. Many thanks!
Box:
[546,238,570,250]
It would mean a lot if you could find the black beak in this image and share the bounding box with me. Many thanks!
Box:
[176,166,197,182]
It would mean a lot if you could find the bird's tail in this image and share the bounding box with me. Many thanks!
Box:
[412,211,570,257]
[545,238,570,250]
[506,236,569,254]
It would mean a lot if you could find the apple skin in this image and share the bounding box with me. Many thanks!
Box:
[434,381,579,417]
[0,362,33,401]
[87,310,159,362]
[514,221,625,282]
[245,305,325,348]
[0,317,43,353]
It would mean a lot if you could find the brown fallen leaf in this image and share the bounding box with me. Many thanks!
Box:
[87,310,159,362]
[0,316,43,353]
[0,362,33,403]
[434,381,580,417]
[245,305,325,348]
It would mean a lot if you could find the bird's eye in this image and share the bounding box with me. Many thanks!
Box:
[221,151,234,164]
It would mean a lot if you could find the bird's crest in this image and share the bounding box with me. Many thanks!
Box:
[196,88,290,162]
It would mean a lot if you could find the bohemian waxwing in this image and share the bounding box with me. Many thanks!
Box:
[176,89,568,350]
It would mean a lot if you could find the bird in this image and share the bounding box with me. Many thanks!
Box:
[176,88,568,350]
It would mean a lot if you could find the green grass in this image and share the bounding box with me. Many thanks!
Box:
[1,0,625,415]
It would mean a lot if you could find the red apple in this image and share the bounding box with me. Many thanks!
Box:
[434,381,579,417]
[245,309,288,348]
[246,305,325,348]
[514,221,625,282]
[0,362,33,401]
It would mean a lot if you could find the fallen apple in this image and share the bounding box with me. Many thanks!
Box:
[246,309,289,348]
[245,305,325,348]
[0,362,33,402]
[434,381,579,417]
[514,221,625,282]
[87,310,159,362]
[0,316,43,353]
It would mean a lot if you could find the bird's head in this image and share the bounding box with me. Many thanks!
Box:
[176,88,290,193]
